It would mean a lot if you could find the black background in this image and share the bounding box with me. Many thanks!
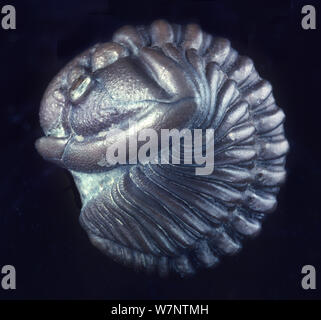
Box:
[0,0,320,300]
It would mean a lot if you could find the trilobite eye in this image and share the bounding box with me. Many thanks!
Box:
[69,75,92,103]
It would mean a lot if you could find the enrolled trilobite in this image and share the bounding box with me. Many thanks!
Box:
[35,20,289,276]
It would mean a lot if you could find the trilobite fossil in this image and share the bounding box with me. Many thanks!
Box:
[35,20,289,276]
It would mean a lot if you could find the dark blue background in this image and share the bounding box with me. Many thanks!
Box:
[0,0,320,299]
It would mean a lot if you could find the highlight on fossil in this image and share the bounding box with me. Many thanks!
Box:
[35,19,289,276]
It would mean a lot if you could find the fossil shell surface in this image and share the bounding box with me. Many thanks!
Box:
[35,20,289,276]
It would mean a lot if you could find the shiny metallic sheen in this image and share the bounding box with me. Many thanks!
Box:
[35,20,289,276]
